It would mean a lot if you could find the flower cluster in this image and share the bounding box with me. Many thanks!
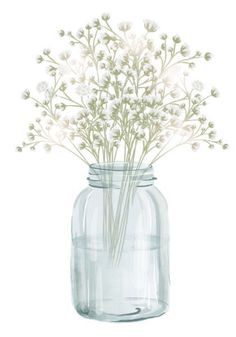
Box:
[18,14,228,165]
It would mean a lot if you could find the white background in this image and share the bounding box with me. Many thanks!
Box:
[0,0,236,336]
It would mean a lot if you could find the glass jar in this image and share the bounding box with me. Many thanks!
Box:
[71,162,169,322]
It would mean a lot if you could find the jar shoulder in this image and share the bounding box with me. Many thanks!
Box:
[139,185,168,210]
[73,187,93,210]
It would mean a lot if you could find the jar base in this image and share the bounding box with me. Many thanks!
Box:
[75,297,168,322]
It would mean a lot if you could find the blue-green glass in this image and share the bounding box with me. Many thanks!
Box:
[71,163,169,322]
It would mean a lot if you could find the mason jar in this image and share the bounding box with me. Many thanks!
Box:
[71,162,169,322]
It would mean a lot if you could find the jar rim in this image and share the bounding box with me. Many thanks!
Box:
[89,161,152,172]
[88,162,156,188]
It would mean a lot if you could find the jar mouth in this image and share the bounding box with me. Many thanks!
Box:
[90,162,152,172]
[88,162,156,188]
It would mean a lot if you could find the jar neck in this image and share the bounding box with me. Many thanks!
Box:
[88,162,156,189]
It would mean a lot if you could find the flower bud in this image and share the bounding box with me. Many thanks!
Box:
[211,87,219,97]
[43,48,51,55]
[101,13,110,21]
[22,89,30,100]
[58,29,65,37]
[204,52,213,61]
[160,33,167,40]
[173,35,181,43]
[192,142,200,151]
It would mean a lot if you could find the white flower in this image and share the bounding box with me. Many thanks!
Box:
[102,109,112,120]
[211,87,219,97]
[173,35,181,43]
[143,20,158,32]
[36,81,48,93]
[135,128,146,140]
[27,133,35,141]
[192,80,204,91]
[44,144,51,152]
[180,44,190,57]
[77,141,86,150]
[76,28,84,38]
[161,64,183,87]
[192,142,200,151]
[127,36,146,56]
[162,77,172,88]
[170,89,181,98]
[107,128,120,141]
[209,130,216,139]
[142,95,162,105]
[100,72,111,86]
[170,117,183,128]
[126,68,135,77]
[58,64,71,76]
[118,21,132,32]
[223,144,229,150]
[101,13,110,21]
[22,89,30,99]
[75,84,91,96]
[204,52,213,61]
[59,50,71,61]
[44,87,53,101]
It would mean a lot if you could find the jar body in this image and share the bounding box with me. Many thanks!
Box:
[71,166,169,322]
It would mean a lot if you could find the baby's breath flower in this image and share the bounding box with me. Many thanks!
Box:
[223,144,229,150]
[77,141,86,150]
[57,64,71,76]
[160,33,167,40]
[43,48,51,55]
[189,62,196,69]
[173,35,181,43]
[204,52,213,61]
[36,55,43,63]
[76,28,84,38]
[162,77,172,87]
[41,110,47,117]
[192,80,204,91]
[143,20,158,33]
[108,128,120,141]
[44,143,51,152]
[118,21,132,32]
[85,23,92,30]
[180,44,190,57]
[76,84,91,96]
[19,17,227,162]
[170,89,181,98]
[209,130,216,139]
[92,18,101,28]
[58,29,65,37]
[22,89,30,100]
[154,50,162,58]
[211,87,219,97]
[192,142,200,151]
[46,65,56,76]
[198,115,207,124]
[27,133,35,141]
[36,81,48,93]
[101,13,110,21]
[170,117,182,128]
[16,146,22,152]
[59,50,71,60]
[135,128,146,140]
